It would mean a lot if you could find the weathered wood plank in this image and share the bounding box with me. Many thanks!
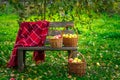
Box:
[48,30,62,36]
[48,30,74,36]
[17,50,25,72]
[49,21,74,27]
[18,46,77,51]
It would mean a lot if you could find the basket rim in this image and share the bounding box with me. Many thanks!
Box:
[69,51,86,63]
[49,37,63,40]
[63,37,78,39]
[68,61,86,64]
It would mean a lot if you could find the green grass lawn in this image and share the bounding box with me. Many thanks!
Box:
[0,13,120,80]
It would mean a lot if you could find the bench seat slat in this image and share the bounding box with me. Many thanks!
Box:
[18,46,77,51]
[49,21,73,27]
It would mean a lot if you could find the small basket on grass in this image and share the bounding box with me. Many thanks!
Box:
[49,35,63,48]
[62,24,78,47]
[68,51,86,77]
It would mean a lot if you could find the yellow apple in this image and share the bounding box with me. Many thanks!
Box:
[63,34,66,37]
[73,59,77,63]
[73,34,77,38]
[74,58,78,61]
[77,59,82,63]
[68,36,72,38]
[65,34,69,38]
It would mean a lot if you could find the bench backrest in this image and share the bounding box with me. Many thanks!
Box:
[45,21,74,44]
[49,21,74,36]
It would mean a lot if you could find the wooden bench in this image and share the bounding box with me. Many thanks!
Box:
[17,22,78,71]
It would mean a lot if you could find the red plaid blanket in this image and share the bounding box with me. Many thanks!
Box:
[7,21,49,68]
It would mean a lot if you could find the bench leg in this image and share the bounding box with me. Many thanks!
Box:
[68,50,77,59]
[23,51,26,67]
[68,50,72,59]
[17,50,25,72]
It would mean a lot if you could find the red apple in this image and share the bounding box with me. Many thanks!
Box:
[68,58,73,63]
[57,34,62,38]
[10,78,16,80]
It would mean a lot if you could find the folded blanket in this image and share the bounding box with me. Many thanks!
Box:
[7,20,49,68]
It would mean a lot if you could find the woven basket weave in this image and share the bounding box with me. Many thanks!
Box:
[68,51,86,76]
[49,37,62,48]
[63,37,78,47]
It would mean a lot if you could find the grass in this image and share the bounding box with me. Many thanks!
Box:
[0,13,120,80]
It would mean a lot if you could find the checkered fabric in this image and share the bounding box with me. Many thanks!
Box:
[7,21,49,68]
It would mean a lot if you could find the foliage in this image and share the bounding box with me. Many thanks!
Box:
[0,12,120,79]
[0,1,15,15]
[7,0,119,23]
[113,1,120,13]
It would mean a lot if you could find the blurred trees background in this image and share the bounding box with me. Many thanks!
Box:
[0,0,120,22]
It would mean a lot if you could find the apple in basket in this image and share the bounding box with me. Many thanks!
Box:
[73,58,82,63]
[69,57,82,63]
[63,34,77,38]
[57,34,62,38]
[68,58,74,63]
[54,35,62,39]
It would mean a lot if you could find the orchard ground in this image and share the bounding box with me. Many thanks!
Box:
[0,13,120,80]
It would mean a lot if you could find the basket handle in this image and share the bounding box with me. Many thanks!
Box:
[65,24,74,29]
[62,24,78,36]
[69,51,85,61]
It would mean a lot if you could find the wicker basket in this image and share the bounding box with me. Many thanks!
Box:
[62,25,78,47]
[63,37,78,47]
[68,51,86,76]
[49,37,62,48]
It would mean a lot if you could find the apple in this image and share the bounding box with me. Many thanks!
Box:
[10,78,15,80]
[73,59,77,63]
[63,34,66,37]
[68,58,73,63]
[53,34,62,39]
[68,36,72,38]
[73,34,77,38]
[69,57,82,63]
[65,34,69,38]
[63,34,77,38]
[77,59,82,63]
[57,34,62,38]
[54,36,59,39]
[74,58,78,61]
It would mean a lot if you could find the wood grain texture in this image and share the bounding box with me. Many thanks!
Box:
[49,21,74,27]
[18,46,77,51]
